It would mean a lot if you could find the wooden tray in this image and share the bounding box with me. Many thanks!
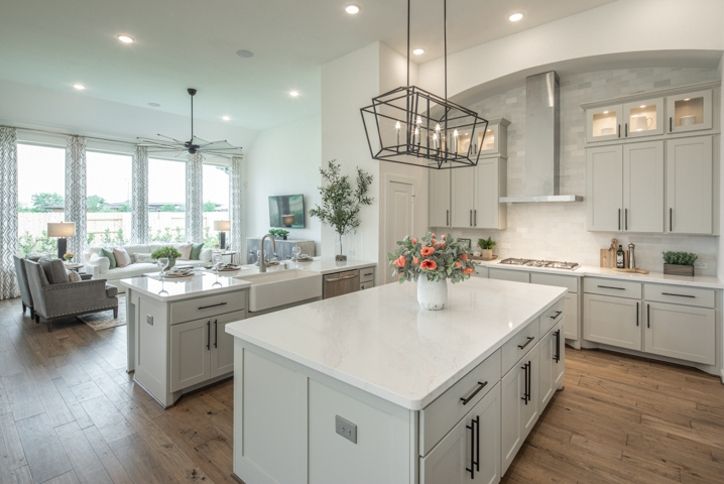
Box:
[471,255,498,262]
[612,267,649,275]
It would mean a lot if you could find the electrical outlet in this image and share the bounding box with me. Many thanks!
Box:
[146,315,154,325]
[335,415,357,444]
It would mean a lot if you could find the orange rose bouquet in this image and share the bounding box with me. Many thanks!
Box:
[389,232,476,283]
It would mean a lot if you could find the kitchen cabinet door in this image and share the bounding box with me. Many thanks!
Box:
[421,384,500,484]
[489,268,529,283]
[622,141,664,233]
[501,363,524,474]
[665,136,714,234]
[563,293,579,340]
[429,169,451,227]
[210,312,246,378]
[666,90,713,133]
[583,294,641,350]
[622,98,664,138]
[170,318,211,392]
[474,157,507,229]
[586,104,622,142]
[644,302,715,365]
[538,330,555,409]
[451,168,475,228]
[520,343,540,437]
[587,145,623,231]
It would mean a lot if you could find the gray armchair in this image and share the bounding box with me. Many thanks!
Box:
[24,259,118,331]
[13,255,34,317]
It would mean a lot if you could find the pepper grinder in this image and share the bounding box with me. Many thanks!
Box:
[627,242,636,270]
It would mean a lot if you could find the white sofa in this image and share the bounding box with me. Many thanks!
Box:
[83,244,212,286]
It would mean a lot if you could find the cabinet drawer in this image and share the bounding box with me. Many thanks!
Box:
[420,349,501,456]
[644,283,715,308]
[584,277,641,299]
[359,266,375,283]
[489,268,530,283]
[540,299,565,335]
[473,265,488,278]
[170,291,247,324]
[530,273,578,293]
[501,318,540,374]
[360,281,375,290]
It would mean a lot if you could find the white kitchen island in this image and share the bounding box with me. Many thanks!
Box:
[226,277,567,484]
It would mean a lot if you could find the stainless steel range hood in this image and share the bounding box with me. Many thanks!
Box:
[499,72,583,203]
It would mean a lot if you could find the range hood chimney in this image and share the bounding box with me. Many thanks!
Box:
[499,71,583,203]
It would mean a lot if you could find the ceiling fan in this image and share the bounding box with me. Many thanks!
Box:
[138,88,244,157]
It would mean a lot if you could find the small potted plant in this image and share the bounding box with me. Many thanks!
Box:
[63,251,75,262]
[662,251,697,276]
[152,246,182,270]
[477,237,496,260]
[269,228,289,240]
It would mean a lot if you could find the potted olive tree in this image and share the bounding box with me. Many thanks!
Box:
[662,251,697,276]
[310,160,373,262]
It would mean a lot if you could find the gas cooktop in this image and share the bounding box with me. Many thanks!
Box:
[499,258,579,271]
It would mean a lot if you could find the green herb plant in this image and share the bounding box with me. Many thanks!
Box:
[269,228,289,239]
[662,251,698,266]
[477,237,496,250]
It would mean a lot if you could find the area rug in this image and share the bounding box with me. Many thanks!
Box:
[78,295,126,331]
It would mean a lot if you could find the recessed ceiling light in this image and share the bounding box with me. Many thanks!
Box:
[72,83,86,91]
[639,104,647,109]
[508,12,524,22]
[117,34,135,44]
[412,48,425,56]
[148,102,161,108]
[289,90,300,98]
[236,49,254,58]
[221,115,231,122]
[683,98,691,101]
[603,110,609,114]
[345,4,360,15]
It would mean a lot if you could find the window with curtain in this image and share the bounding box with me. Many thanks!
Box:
[148,158,186,242]
[202,164,230,248]
[17,143,66,256]
[86,151,132,247]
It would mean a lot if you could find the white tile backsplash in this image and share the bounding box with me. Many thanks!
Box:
[443,66,720,275]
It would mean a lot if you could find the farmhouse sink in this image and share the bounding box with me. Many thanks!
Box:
[235,269,322,312]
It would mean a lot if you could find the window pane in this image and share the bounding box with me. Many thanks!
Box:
[202,164,230,248]
[148,158,186,242]
[17,143,65,256]
[86,151,132,247]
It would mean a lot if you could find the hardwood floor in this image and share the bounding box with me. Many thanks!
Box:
[1,297,723,483]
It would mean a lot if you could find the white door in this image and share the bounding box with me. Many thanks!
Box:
[583,294,641,350]
[451,168,475,228]
[644,302,715,365]
[385,178,415,283]
[429,169,451,227]
[210,312,246,378]
[500,364,524,474]
[665,136,713,234]
[170,319,211,392]
[587,145,623,231]
[623,141,664,233]
[538,331,555,409]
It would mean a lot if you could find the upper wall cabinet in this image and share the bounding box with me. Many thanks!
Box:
[586,104,623,142]
[428,169,451,228]
[586,99,664,142]
[457,118,510,158]
[666,90,713,134]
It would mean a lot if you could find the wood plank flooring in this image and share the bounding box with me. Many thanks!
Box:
[1,297,723,483]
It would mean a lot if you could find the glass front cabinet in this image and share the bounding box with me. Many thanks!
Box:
[586,104,622,142]
[623,98,664,138]
[666,90,713,133]
[461,118,509,158]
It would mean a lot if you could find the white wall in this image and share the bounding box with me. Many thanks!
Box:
[245,115,322,248]
[418,0,724,98]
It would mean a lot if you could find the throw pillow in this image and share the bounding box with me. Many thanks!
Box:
[177,243,192,260]
[101,248,117,269]
[113,247,132,268]
[134,252,153,263]
[190,243,204,260]
[67,270,81,283]
[39,258,68,284]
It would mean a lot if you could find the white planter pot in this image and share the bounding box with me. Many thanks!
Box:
[417,277,448,311]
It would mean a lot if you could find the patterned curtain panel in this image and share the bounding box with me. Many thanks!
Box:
[131,145,149,244]
[65,135,87,258]
[185,153,203,243]
[230,155,244,263]
[0,127,19,300]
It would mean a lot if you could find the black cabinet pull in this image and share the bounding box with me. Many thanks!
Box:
[617,124,621,138]
[636,302,639,327]
[647,304,651,328]
[198,302,227,311]
[473,415,480,473]
[517,336,535,350]
[474,209,477,227]
[206,321,211,350]
[669,208,673,232]
[618,208,621,230]
[549,310,562,320]
[661,292,695,299]
[554,329,561,363]
[624,123,628,137]
[469,209,473,227]
[597,284,625,291]
[521,363,529,405]
[465,417,475,479]
[527,361,532,402]
[446,209,449,226]
[625,208,628,231]
[213,319,218,348]
[460,381,488,405]
[669,117,673,132]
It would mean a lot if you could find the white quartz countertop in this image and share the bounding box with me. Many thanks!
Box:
[285,257,377,275]
[226,278,565,410]
[474,260,724,289]
[119,272,251,301]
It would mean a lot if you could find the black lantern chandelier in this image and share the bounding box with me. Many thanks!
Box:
[361,0,488,169]
[138,88,244,157]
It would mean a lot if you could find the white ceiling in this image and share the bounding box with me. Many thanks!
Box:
[0,0,615,130]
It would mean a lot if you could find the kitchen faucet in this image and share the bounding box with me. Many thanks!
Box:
[259,233,276,273]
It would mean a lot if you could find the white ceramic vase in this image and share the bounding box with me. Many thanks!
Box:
[417,276,448,311]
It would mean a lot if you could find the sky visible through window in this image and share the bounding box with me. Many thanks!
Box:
[17,144,65,208]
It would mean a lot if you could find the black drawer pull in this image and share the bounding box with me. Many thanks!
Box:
[517,336,535,350]
[198,302,228,311]
[460,381,488,405]
[549,310,562,320]
[660,292,696,299]
[206,321,211,351]
[636,301,639,327]
[597,284,625,291]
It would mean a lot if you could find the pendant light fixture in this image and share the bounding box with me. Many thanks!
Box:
[360,0,488,169]
[138,88,244,157]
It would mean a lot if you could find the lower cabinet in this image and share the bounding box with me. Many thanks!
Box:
[563,293,579,340]
[489,268,529,283]
[644,302,715,365]
[421,383,501,484]
[583,293,641,350]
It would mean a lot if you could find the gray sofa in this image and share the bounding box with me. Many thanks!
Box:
[24,258,119,331]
